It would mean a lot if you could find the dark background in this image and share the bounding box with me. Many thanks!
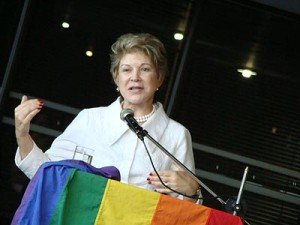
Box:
[0,0,299,224]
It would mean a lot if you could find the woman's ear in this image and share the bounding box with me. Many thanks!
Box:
[114,74,119,85]
[158,75,164,87]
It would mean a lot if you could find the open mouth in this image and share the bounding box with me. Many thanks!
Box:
[129,87,143,90]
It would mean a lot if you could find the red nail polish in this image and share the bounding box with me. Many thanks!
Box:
[147,181,151,184]
[149,173,153,176]
[147,177,150,181]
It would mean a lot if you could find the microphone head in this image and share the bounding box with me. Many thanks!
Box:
[120,108,134,121]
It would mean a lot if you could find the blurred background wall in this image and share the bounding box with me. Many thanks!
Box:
[0,0,299,224]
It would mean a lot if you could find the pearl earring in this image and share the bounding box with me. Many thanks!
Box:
[116,87,119,92]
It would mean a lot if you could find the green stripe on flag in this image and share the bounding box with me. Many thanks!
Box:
[50,170,108,225]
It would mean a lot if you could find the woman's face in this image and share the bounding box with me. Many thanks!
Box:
[116,51,163,107]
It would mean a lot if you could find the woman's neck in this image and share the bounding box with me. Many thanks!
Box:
[121,100,154,117]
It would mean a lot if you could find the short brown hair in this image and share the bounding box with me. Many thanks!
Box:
[110,33,168,84]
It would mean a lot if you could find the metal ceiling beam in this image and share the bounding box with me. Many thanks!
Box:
[2,116,61,137]
[9,91,81,115]
[0,0,31,117]
[251,0,300,15]
[194,142,300,179]
[166,2,200,115]
[196,169,300,205]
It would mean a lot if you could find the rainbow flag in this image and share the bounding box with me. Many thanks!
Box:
[12,160,243,225]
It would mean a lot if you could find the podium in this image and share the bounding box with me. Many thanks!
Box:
[12,160,243,225]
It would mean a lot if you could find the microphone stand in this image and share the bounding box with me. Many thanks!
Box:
[233,166,248,215]
[122,111,248,219]
[225,166,250,224]
[134,126,226,205]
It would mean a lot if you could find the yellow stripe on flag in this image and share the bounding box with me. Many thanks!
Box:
[95,180,160,225]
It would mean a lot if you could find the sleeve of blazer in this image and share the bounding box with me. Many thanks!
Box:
[170,127,195,172]
[15,109,88,179]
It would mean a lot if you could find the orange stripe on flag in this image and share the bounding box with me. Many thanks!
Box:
[151,194,211,225]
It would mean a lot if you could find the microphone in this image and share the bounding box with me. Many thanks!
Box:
[120,108,134,121]
[120,109,147,140]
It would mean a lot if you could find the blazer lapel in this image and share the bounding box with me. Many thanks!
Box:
[104,98,130,146]
[142,103,169,154]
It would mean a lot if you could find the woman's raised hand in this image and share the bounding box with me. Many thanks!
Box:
[14,95,44,138]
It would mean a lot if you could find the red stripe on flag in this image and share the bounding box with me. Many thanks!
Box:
[206,209,243,225]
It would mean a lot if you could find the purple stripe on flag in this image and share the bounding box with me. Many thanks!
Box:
[11,164,73,225]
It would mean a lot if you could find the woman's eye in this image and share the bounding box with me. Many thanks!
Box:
[121,68,131,72]
[141,67,151,72]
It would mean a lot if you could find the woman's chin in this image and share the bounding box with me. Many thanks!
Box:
[123,97,152,107]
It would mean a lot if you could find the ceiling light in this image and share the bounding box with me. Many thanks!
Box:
[174,33,184,41]
[237,69,257,78]
[86,50,93,57]
[61,22,70,28]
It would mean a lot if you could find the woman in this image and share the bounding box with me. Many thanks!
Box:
[14,33,200,201]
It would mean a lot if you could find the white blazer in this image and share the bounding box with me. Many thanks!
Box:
[15,97,195,192]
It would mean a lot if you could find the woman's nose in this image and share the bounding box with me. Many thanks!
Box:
[130,69,140,81]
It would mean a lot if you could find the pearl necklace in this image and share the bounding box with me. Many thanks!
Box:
[134,104,156,123]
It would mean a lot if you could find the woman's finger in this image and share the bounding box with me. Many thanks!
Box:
[15,107,38,123]
[21,95,28,104]
[23,108,42,124]
[155,186,172,194]
[148,171,174,183]
[150,180,170,187]
[15,99,43,119]
[149,175,169,183]
[15,98,44,138]
[150,171,172,177]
